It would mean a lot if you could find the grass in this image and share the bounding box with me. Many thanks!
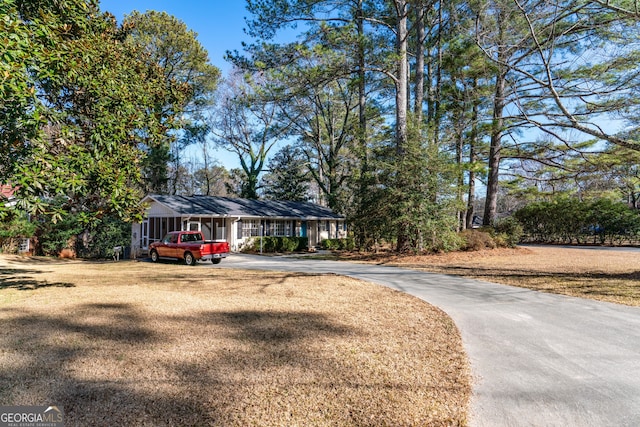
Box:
[343,246,640,307]
[0,255,470,426]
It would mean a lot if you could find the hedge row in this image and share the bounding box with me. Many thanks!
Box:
[0,213,129,258]
[320,238,356,251]
[243,236,309,253]
[514,198,640,245]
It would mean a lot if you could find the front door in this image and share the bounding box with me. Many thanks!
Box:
[141,220,149,250]
[307,221,317,247]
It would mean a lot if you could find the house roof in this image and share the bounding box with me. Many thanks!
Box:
[143,194,345,220]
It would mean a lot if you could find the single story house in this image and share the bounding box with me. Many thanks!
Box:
[131,194,347,256]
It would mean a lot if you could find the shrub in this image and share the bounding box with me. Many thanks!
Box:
[515,196,640,245]
[281,236,306,252]
[262,236,278,253]
[78,217,130,259]
[321,239,339,250]
[37,215,84,256]
[460,229,496,251]
[493,217,524,248]
[36,215,130,258]
[0,213,36,254]
[243,236,309,253]
[240,239,255,253]
[321,238,356,251]
[0,215,36,239]
[423,227,465,253]
[295,237,309,251]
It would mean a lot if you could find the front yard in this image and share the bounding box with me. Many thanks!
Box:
[0,255,470,426]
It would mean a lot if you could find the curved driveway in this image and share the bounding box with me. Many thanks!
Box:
[218,254,640,426]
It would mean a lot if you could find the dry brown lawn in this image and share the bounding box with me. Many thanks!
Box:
[0,255,470,426]
[347,246,640,307]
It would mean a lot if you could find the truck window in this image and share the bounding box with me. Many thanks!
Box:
[181,233,202,243]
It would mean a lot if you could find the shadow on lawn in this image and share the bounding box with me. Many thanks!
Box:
[424,265,640,304]
[0,304,361,426]
[0,268,75,290]
[428,265,640,282]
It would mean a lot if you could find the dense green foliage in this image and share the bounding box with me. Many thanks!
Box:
[242,236,309,253]
[320,238,356,251]
[2,0,165,223]
[0,213,36,253]
[36,213,130,258]
[0,1,218,257]
[124,11,220,194]
[493,217,524,248]
[36,214,84,256]
[515,198,640,245]
[261,146,310,201]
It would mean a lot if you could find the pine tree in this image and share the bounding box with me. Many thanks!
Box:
[261,146,310,201]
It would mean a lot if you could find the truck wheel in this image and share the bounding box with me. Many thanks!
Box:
[150,250,159,263]
[212,258,222,265]
[184,252,196,266]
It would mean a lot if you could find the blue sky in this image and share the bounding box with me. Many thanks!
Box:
[100,0,249,73]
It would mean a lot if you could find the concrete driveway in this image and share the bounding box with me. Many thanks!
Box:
[218,254,640,427]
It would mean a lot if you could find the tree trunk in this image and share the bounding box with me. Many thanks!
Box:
[357,0,367,161]
[483,71,505,226]
[414,3,425,122]
[456,121,465,231]
[394,0,410,252]
[466,138,477,229]
[395,0,409,156]
[466,88,478,229]
[432,2,443,147]
[355,0,369,245]
[483,15,507,227]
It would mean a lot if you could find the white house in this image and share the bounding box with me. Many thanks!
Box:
[131,194,347,257]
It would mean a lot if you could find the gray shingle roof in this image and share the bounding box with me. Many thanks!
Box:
[144,194,344,220]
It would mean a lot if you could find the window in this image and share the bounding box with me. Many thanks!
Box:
[181,233,203,243]
[274,221,285,236]
[242,220,260,238]
[239,220,298,238]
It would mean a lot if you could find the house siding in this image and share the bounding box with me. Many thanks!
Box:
[147,202,176,216]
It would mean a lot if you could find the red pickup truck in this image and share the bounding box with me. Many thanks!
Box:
[149,231,230,266]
